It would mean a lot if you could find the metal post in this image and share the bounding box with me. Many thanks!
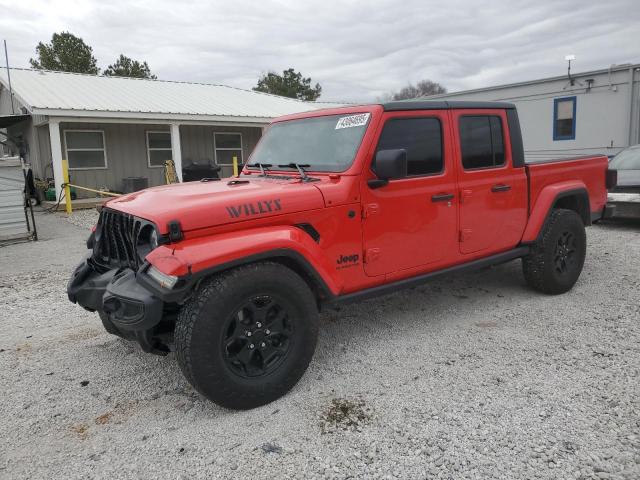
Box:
[232,155,239,176]
[170,123,183,181]
[48,120,64,199]
[62,159,72,214]
[3,40,15,114]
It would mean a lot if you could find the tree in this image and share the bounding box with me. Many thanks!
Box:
[384,79,447,101]
[104,54,157,79]
[30,32,99,74]
[253,68,322,101]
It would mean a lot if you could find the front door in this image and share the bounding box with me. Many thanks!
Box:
[361,111,458,277]
[452,110,527,255]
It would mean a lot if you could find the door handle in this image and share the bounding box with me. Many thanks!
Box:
[491,184,511,192]
[431,193,455,202]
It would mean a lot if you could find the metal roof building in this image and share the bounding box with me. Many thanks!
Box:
[0,68,336,198]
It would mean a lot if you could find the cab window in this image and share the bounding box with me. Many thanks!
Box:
[375,117,443,176]
[459,116,505,170]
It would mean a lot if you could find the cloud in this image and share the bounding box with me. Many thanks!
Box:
[1,0,639,102]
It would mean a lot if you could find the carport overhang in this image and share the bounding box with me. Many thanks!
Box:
[0,114,31,149]
[0,113,30,128]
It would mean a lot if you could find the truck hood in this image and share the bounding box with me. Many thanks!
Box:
[106,177,325,234]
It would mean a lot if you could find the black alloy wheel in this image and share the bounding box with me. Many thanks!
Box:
[553,231,577,274]
[222,295,294,378]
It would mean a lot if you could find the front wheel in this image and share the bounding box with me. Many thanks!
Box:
[522,208,586,295]
[175,262,319,409]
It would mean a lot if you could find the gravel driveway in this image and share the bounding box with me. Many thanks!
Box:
[1,210,639,479]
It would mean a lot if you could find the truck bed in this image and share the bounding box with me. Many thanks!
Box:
[526,155,609,218]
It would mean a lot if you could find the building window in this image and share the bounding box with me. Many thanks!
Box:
[146,131,172,168]
[553,96,576,140]
[64,130,107,170]
[214,133,243,166]
[459,116,505,170]
[375,117,443,176]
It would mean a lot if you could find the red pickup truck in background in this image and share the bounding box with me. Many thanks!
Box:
[68,100,609,409]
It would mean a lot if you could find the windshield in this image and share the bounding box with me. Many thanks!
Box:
[609,146,640,170]
[248,113,371,172]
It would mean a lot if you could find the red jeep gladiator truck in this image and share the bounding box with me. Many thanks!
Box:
[68,100,609,409]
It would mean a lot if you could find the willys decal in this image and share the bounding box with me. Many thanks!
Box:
[226,199,282,218]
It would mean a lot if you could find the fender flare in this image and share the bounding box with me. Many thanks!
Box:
[521,182,590,243]
[144,225,342,298]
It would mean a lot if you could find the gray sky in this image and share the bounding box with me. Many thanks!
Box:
[1,0,639,102]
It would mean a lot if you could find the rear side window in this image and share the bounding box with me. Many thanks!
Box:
[459,116,505,170]
[376,117,443,176]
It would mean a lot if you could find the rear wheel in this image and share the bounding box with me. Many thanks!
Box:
[522,208,586,294]
[175,262,318,409]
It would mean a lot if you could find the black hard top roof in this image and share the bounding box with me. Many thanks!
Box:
[382,100,516,112]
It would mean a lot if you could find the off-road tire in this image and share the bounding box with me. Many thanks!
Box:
[174,262,319,409]
[522,208,586,294]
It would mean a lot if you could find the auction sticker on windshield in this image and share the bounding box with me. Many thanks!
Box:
[335,113,370,130]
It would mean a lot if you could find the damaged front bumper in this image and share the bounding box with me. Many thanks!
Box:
[67,254,184,354]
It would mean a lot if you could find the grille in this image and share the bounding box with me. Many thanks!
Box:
[94,209,144,270]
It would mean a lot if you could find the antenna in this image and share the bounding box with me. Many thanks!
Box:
[3,39,15,114]
[565,54,576,86]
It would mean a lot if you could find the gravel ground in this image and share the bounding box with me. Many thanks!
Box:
[1,210,639,479]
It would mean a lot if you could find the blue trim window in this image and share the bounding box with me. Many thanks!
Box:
[553,96,576,140]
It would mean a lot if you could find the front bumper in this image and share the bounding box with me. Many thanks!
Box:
[67,256,164,332]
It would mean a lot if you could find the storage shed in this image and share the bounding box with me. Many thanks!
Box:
[0,156,30,242]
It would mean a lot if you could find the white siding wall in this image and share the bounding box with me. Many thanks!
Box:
[434,66,640,162]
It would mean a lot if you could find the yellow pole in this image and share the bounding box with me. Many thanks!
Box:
[232,155,239,177]
[62,159,72,214]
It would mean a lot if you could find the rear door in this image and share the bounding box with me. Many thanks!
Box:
[361,110,459,276]
[452,110,528,255]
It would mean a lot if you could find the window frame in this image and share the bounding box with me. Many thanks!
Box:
[553,96,577,141]
[64,129,108,171]
[146,130,172,169]
[373,116,445,179]
[214,132,243,166]
[458,114,506,171]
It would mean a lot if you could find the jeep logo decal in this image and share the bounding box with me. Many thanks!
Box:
[226,199,282,219]
[336,253,359,270]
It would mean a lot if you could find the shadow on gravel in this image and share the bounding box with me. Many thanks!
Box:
[596,218,640,231]
[314,260,528,361]
[85,260,528,414]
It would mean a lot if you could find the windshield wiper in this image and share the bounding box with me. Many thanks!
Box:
[278,163,310,181]
[247,162,273,177]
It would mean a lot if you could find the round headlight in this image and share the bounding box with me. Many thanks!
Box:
[150,229,159,250]
[136,224,159,262]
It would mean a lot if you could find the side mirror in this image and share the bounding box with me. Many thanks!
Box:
[368,149,407,188]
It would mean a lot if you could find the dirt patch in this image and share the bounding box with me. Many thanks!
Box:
[62,328,102,342]
[475,320,498,328]
[70,423,89,440]
[15,342,33,356]
[95,411,114,425]
[319,397,372,433]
